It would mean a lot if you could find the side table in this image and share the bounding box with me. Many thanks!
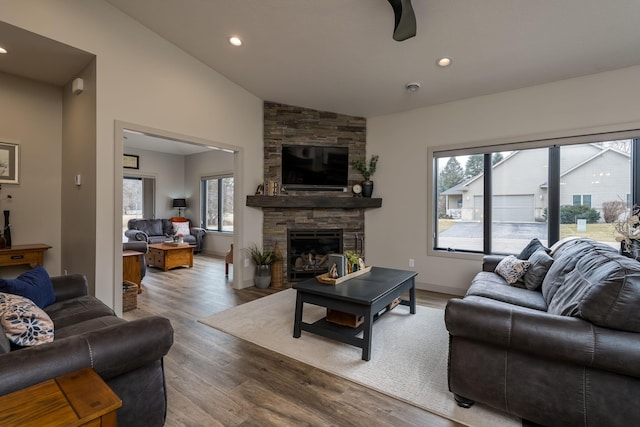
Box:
[0,367,122,426]
[123,249,144,293]
[0,244,51,268]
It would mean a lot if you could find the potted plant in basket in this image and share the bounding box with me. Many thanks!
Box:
[245,244,279,288]
[351,155,379,198]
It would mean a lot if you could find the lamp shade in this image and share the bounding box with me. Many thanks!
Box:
[172,198,187,208]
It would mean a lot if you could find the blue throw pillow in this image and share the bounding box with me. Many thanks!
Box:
[0,266,55,308]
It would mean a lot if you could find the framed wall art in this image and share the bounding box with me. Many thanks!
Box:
[0,142,19,184]
[123,154,139,169]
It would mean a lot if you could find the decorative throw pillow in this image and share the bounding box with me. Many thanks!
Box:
[173,221,190,236]
[0,292,54,347]
[0,265,55,308]
[495,255,531,285]
[523,250,554,291]
[517,238,551,260]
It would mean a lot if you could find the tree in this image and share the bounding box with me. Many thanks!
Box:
[439,157,465,193]
[492,152,503,165]
[465,155,483,179]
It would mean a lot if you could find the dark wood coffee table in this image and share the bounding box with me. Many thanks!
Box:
[293,267,417,361]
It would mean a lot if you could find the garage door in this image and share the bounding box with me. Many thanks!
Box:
[493,195,534,222]
[473,195,534,222]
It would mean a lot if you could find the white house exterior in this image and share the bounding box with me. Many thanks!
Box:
[442,144,630,222]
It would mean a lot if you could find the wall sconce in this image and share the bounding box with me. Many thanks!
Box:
[172,198,187,217]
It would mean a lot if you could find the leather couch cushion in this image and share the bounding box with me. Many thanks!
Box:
[467,272,548,311]
[45,296,115,329]
[55,315,126,339]
[135,219,164,236]
[547,244,640,332]
[541,238,617,304]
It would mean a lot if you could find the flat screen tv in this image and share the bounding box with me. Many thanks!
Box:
[281,145,349,191]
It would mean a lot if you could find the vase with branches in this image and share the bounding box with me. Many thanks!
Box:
[614,205,640,259]
[351,155,379,197]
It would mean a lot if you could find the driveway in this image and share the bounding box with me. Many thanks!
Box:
[440,222,548,240]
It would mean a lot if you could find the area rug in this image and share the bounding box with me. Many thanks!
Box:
[199,289,520,427]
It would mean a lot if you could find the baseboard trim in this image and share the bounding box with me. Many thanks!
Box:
[415,281,466,297]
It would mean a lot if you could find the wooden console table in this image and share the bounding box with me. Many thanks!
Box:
[0,244,51,268]
[0,367,121,426]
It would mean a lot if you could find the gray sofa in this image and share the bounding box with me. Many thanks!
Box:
[445,238,640,427]
[0,274,174,427]
[125,218,206,253]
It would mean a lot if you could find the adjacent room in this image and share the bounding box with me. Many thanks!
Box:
[1,1,640,426]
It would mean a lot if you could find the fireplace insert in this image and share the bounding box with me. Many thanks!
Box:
[287,229,343,282]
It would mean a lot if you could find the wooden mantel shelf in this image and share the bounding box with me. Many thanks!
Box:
[246,195,382,209]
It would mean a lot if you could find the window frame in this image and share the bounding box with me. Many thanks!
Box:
[428,130,640,259]
[200,173,234,233]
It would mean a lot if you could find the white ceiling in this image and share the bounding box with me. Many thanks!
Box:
[105,0,640,118]
[3,2,640,152]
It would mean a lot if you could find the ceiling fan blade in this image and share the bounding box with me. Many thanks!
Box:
[387,0,416,41]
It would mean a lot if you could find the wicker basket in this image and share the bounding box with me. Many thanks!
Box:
[271,242,283,288]
[123,281,138,312]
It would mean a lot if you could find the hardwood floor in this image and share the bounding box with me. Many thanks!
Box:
[123,255,465,426]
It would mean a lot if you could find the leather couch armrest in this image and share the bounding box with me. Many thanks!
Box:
[190,227,206,237]
[85,316,174,379]
[482,255,505,272]
[50,274,88,302]
[446,296,640,378]
[0,316,174,396]
[124,229,148,241]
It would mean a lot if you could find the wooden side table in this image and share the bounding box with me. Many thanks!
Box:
[0,367,122,426]
[0,244,51,268]
[123,250,144,293]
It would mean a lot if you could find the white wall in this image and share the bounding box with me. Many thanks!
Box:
[367,66,640,295]
[123,147,186,220]
[1,0,264,309]
[0,72,62,277]
[185,150,235,257]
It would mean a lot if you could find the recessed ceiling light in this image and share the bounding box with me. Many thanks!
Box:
[0,47,7,54]
[436,57,452,67]
[229,36,243,47]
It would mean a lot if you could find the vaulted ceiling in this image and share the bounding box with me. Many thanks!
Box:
[105,0,640,118]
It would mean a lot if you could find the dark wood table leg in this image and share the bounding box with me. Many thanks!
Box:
[293,291,303,338]
[362,307,373,361]
[409,279,416,314]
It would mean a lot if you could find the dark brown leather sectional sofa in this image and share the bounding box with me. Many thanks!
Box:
[0,274,173,427]
[445,238,640,427]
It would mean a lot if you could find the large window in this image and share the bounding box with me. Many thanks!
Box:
[433,137,635,254]
[123,176,155,239]
[201,175,234,232]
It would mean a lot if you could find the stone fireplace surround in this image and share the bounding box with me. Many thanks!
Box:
[257,101,378,285]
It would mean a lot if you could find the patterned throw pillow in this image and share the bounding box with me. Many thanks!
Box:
[173,221,190,236]
[495,255,531,284]
[0,292,54,347]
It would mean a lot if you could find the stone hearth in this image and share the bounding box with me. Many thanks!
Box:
[259,101,372,285]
